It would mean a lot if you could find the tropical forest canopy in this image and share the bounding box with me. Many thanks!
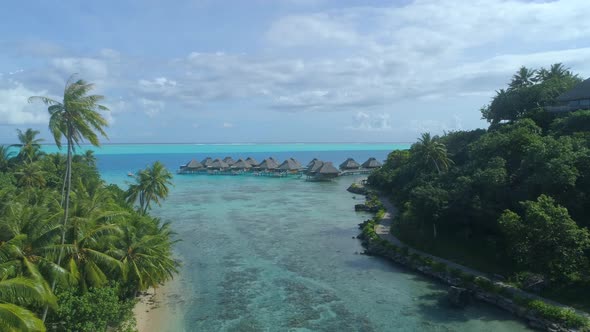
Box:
[368,64,590,287]
[0,78,178,332]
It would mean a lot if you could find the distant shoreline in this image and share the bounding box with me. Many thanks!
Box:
[2,142,414,146]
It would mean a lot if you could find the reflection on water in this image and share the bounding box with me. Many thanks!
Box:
[143,175,531,332]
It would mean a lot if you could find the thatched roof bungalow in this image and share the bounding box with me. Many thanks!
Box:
[223,156,236,165]
[306,158,318,168]
[209,158,229,170]
[232,158,251,170]
[258,158,280,170]
[339,158,360,170]
[289,158,302,169]
[278,159,300,172]
[185,159,203,169]
[314,162,340,180]
[201,157,214,167]
[306,159,324,174]
[362,157,382,169]
[245,157,259,166]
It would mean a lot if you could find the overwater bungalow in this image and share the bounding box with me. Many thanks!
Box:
[306,158,319,168]
[339,158,361,170]
[223,156,236,165]
[209,158,229,170]
[289,157,303,169]
[268,157,279,165]
[278,159,301,174]
[201,157,214,168]
[231,158,252,170]
[310,162,340,181]
[258,158,280,171]
[245,157,259,167]
[306,159,324,175]
[180,159,203,173]
[362,157,382,169]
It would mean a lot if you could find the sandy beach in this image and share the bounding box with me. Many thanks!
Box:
[134,277,186,332]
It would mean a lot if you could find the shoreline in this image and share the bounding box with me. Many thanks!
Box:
[356,190,589,331]
[133,276,186,332]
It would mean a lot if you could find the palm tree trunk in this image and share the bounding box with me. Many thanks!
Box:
[432,158,441,174]
[42,131,73,322]
[60,156,68,207]
[142,192,152,215]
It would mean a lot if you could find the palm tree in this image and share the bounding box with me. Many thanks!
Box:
[0,276,57,332]
[15,163,46,188]
[14,129,43,163]
[0,201,71,289]
[535,63,574,82]
[412,133,453,174]
[28,76,109,319]
[110,217,178,294]
[0,145,15,172]
[508,66,536,90]
[126,161,173,215]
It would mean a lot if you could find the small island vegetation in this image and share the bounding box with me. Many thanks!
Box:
[0,77,178,331]
[368,63,590,312]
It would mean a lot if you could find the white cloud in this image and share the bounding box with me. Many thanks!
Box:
[51,57,108,80]
[222,122,234,128]
[0,82,50,125]
[347,111,391,131]
[139,98,164,118]
[266,14,360,47]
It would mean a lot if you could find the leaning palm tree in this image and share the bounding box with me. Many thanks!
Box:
[412,133,453,174]
[126,161,173,215]
[28,76,109,319]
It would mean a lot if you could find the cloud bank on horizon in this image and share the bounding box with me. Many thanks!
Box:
[1,0,589,143]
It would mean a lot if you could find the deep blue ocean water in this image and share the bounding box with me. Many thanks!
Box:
[50,143,530,331]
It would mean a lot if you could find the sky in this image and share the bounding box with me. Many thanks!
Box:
[1,0,590,144]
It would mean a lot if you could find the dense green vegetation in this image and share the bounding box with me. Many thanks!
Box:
[368,64,590,310]
[0,78,178,331]
[357,217,590,329]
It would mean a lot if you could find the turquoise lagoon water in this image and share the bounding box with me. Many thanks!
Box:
[92,144,530,332]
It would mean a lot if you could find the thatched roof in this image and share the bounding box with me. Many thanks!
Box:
[278,159,299,171]
[306,158,319,168]
[307,160,324,173]
[185,159,203,169]
[362,157,382,168]
[222,156,236,165]
[258,158,279,170]
[557,78,590,102]
[317,162,340,174]
[209,158,229,169]
[245,157,259,166]
[339,158,360,170]
[201,157,213,167]
[232,158,251,169]
[289,158,302,169]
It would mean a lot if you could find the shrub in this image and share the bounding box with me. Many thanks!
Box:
[526,300,590,328]
[48,284,136,332]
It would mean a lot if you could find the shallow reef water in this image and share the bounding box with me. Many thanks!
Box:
[95,146,531,332]
[143,175,531,332]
